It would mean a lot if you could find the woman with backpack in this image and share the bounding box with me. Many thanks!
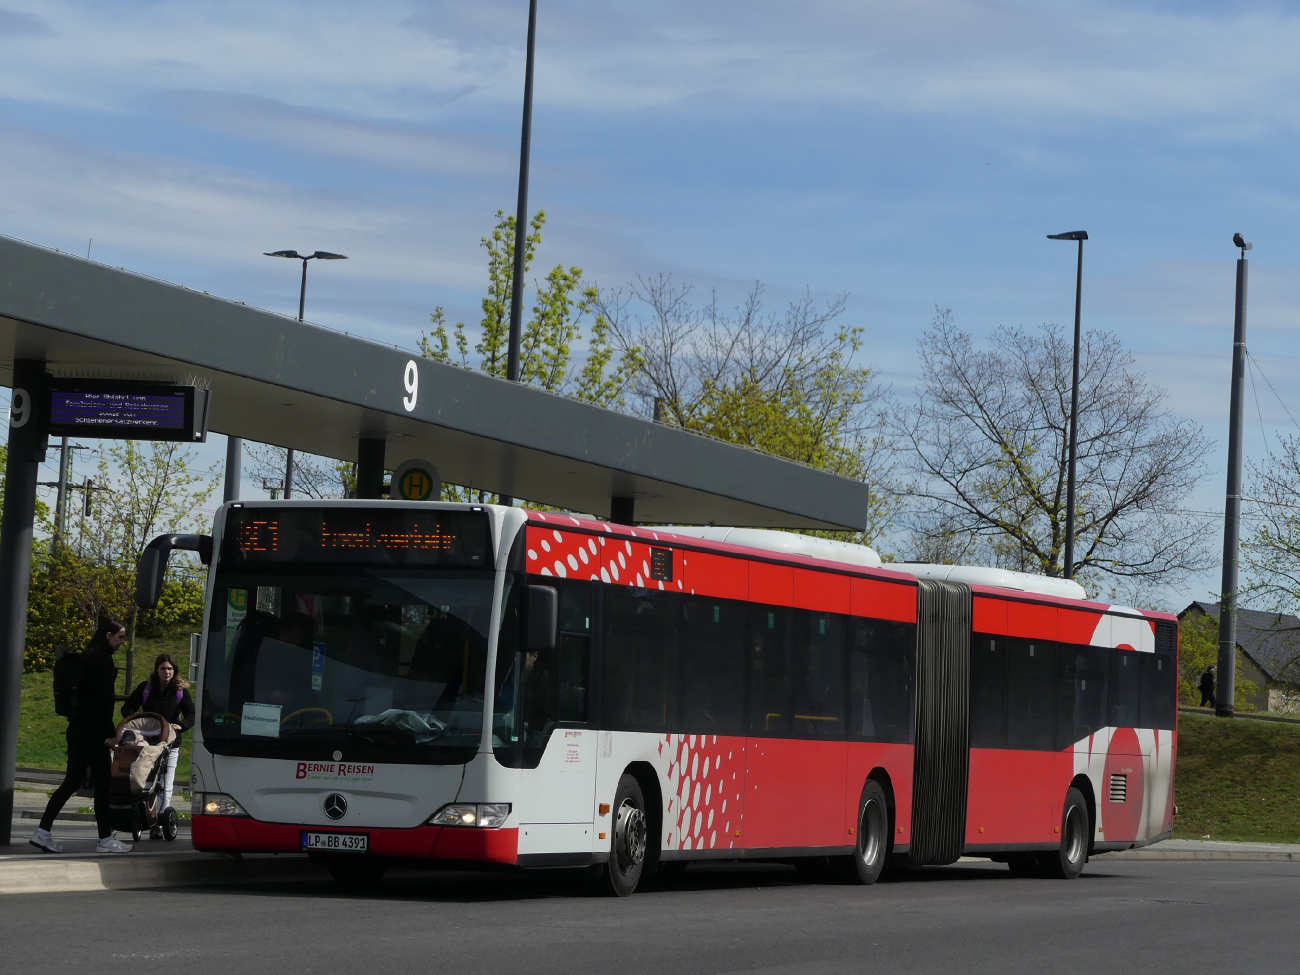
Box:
[31,618,132,854]
[122,653,195,839]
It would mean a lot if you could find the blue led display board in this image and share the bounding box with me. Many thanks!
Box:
[43,379,210,442]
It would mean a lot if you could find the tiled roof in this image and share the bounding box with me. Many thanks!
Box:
[1183,601,1300,684]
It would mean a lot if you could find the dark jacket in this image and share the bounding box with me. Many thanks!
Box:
[123,677,196,738]
[72,649,119,739]
[1199,671,1215,693]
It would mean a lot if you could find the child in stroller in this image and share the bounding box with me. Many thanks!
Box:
[107,713,180,842]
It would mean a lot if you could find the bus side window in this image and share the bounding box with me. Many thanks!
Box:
[601,589,679,733]
[1069,648,1108,745]
[850,619,915,743]
[747,606,789,736]
[679,599,745,735]
[1140,653,1176,730]
[1109,650,1141,728]
[968,635,1006,749]
[789,611,845,739]
[1006,639,1055,750]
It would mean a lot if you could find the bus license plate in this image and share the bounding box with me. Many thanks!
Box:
[301,832,368,853]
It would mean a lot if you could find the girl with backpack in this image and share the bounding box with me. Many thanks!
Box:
[122,653,195,839]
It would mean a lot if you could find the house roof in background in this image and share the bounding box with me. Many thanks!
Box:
[1184,601,1300,684]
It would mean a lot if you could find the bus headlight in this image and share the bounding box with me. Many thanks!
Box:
[195,793,248,817]
[429,803,511,828]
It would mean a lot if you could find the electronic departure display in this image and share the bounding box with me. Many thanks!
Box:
[44,380,210,442]
[219,507,492,569]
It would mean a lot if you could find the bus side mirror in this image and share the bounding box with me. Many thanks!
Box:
[526,585,558,652]
[136,534,213,609]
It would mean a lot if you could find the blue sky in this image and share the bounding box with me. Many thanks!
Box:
[3,0,1300,608]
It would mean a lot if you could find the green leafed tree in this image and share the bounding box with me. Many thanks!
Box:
[419,209,640,408]
[1177,611,1258,711]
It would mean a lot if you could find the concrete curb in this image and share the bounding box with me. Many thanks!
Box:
[0,854,324,895]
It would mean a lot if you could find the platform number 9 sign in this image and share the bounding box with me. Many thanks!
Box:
[9,387,31,429]
[403,360,418,412]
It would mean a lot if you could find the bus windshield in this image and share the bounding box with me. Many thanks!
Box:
[201,568,496,764]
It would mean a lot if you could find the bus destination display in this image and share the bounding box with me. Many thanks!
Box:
[220,507,491,568]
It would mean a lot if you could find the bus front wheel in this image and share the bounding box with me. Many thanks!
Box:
[851,780,889,885]
[1039,787,1089,880]
[599,774,648,897]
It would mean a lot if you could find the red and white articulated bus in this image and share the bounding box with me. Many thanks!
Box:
[140,500,1177,894]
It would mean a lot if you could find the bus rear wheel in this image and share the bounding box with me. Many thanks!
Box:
[599,774,648,897]
[1039,787,1089,880]
[851,780,889,885]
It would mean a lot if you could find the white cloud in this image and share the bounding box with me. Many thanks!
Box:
[2,1,1300,129]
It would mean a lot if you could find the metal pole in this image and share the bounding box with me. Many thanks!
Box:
[356,438,386,500]
[500,0,538,509]
[285,258,308,500]
[1217,253,1249,718]
[223,436,242,503]
[0,358,46,843]
[298,258,309,322]
[53,435,69,550]
[1064,238,1083,579]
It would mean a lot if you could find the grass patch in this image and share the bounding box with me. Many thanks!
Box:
[19,631,196,790]
[1173,711,1300,843]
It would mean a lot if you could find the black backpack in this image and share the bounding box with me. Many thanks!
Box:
[52,646,84,718]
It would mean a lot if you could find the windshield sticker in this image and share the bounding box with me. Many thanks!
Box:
[295,762,376,782]
[311,642,326,691]
[240,702,282,738]
[226,588,248,631]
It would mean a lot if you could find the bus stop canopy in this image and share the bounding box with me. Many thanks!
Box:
[0,234,870,530]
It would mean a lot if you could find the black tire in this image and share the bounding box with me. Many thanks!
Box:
[1039,787,1089,880]
[161,806,179,842]
[851,780,890,885]
[326,856,388,889]
[599,774,649,897]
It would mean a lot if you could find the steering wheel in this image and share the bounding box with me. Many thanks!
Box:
[280,707,334,729]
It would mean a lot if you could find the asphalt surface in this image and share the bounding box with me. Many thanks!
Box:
[4,859,1297,974]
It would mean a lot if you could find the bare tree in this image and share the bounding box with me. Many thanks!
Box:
[243,443,351,499]
[893,309,1213,596]
[598,275,898,544]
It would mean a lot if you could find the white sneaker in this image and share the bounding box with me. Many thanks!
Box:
[96,835,133,854]
[29,828,63,854]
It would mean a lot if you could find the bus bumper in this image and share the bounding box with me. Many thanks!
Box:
[192,816,520,864]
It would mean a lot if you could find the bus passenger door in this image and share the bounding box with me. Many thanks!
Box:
[743,606,848,852]
[515,583,597,851]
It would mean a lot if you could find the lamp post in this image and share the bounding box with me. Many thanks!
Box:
[498,0,539,509]
[1216,233,1252,718]
[264,249,347,498]
[1047,230,1088,580]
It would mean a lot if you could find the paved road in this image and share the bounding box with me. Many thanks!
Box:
[4,859,1296,974]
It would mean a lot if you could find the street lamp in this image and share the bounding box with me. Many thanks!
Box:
[499,0,540,509]
[264,249,348,497]
[1046,230,1088,580]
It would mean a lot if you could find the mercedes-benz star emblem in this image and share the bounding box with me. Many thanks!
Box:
[324,793,347,820]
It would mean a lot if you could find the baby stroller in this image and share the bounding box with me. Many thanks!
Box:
[108,712,180,842]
